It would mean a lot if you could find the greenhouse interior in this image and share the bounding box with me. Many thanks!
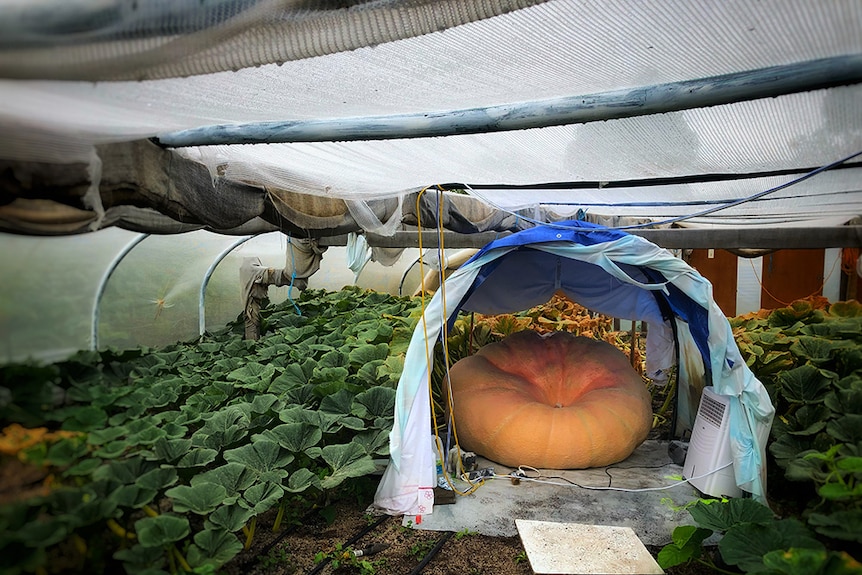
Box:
[1,1,861,574]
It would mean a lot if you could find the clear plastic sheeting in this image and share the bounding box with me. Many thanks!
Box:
[0,0,859,236]
[0,0,543,81]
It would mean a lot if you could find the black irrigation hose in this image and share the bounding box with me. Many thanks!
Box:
[407,531,454,575]
[238,507,320,571]
[305,514,391,575]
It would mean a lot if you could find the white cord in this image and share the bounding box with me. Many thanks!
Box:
[494,462,733,493]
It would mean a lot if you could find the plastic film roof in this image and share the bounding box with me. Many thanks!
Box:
[1,0,861,236]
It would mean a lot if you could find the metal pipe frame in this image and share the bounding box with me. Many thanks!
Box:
[157,55,862,147]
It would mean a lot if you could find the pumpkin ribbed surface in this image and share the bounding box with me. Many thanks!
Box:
[446,330,653,469]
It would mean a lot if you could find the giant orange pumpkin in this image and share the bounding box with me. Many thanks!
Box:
[446,330,652,469]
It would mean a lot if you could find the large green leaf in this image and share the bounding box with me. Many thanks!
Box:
[226,362,276,390]
[146,437,192,463]
[134,514,190,548]
[656,525,712,569]
[789,336,850,366]
[824,387,862,415]
[718,519,823,572]
[206,504,255,533]
[319,389,356,415]
[92,457,157,484]
[807,510,862,542]
[786,404,830,436]
[688,498,775,532]
[827,414,862,443]
[223,440,293,483]
[165,483,229,515]
[256,422,322,454]
[60,405,108,432]
[348,343,390,367]
[352,387,396,421]
[186,528,243,569]
[352,429,390,456]
[320,442,378,489]
[282,384,317,407]
[777,365,836,404]
[241,482,284,514]
[191,463,256,497]
[135,467,178,491]
[318,350,348,369]
[285,468,321,493]
[108,484,156,509]
[175,448,219,468]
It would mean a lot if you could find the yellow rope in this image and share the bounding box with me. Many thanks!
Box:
[415,187,483,496]
[747,251,841,307]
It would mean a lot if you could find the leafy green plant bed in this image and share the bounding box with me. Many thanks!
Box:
[0,287,424,575]
[4,287,861,574]
[660,297,862,574]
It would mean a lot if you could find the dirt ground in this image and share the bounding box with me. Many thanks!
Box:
[222,495,709,575]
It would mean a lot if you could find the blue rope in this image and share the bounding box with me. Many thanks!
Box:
[286,236,302,316]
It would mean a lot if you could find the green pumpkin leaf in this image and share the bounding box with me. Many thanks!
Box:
[227,362,276,390]
[256,422,322,454]
[134,514,190,548]
[348,343,390,367]
[176,447,219,468]
[223,440,293,481]
[146,437,192,463]
[92,457,156,484]
[242,482,284,514]
[656,525,711,569]
[186,528,243,569]
[319,389,356,415]
[761,548,832,575]
[777,365,835,404]
[352,387,396,420]
[817,481,862,501]
[352,429,391,457]
[165,483,228,515]
[827,414,862,443]
[320,442,378,489]
[108,484,157,509]
[135,467,178,491]
[192,463,257,497]
[206,504,255,533]
[285,468,321,493]
[718,519,823,572]
[60,406,109,432]
[807,510,862,543]
[688,498,774,532]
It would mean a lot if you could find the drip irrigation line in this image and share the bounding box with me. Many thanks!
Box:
[305,514,390,575]
[237,507,319,571]
[407,531,454,575]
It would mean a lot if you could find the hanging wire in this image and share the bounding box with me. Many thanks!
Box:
[462,149,862,231]
[747,250,843,307]
[415,187,484,496]
[285,236,302,316]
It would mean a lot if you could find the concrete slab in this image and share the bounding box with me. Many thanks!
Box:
[407,440,703,546]
[516,519,664,574]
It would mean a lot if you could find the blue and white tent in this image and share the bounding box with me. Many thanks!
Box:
[373,221,774,516]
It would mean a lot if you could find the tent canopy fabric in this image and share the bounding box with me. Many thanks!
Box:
[373,221,775,516]
[1,0,860,237]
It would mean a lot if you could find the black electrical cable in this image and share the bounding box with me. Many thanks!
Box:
[406,531,454,575]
